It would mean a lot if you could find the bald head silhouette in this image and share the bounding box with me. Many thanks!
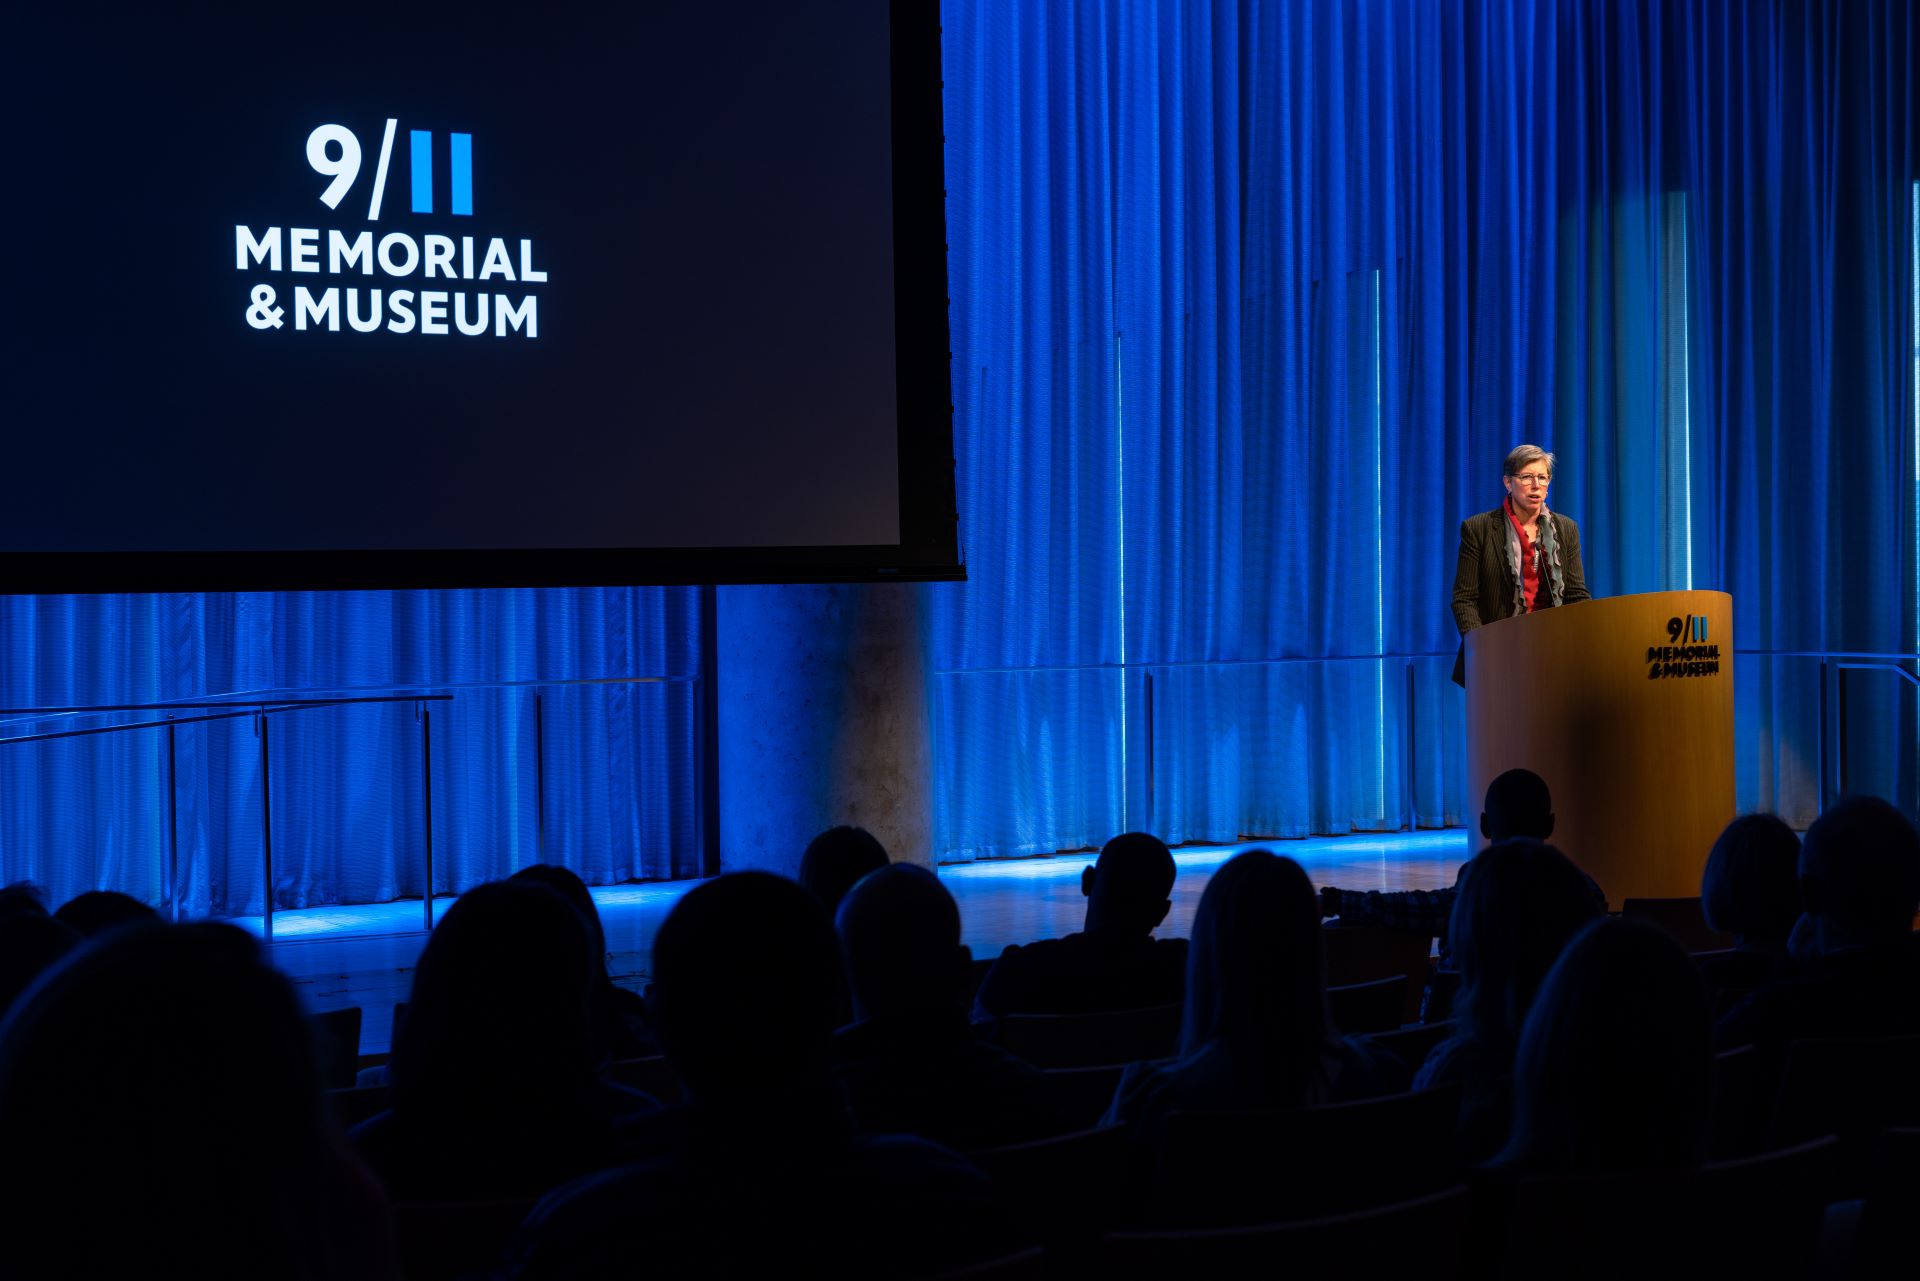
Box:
[1481,769,1554,843]
[1081,832,1177,937]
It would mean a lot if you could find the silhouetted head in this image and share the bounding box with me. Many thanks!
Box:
[52,890,160,939]
[798,826,890,917]
[1182,850,1335,1099]
[0,881,49,919]
[837,864,970,1022]
[1700,814,1802,951]
[1500,918,1711,1173]
[1793,796,1920,957]
[509,863,609,964]
[391,880,599,1119]
[0,914,81,1020]
[1081,832,1176,937]
[648,872,841,1100]
[0,923,390,1279]
[1480,769,1554,843]
[1449,839,1605,1065]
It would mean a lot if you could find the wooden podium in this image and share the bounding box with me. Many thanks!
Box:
[1465,590,1734,906]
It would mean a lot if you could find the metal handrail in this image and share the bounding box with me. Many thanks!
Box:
[0,673,687,725]
[0,675,685,941]
[1821,657,1920,813]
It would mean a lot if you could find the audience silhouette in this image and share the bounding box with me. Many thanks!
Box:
[1716,795,1920,1050]
[974,831,1186,1019]
[1497,917,1713,1173]
[508,862,660,1060]
[0,923,399,1280]
[798,824,891,916]
[0,912,79,1021]
[834,863,1075,1150]
[503,871,1005,1279]
[4,782,1917,1276]
[1105,850,1406,1142]
[50,888,160,937]
[353,879,656,1201]
[0,880,50,919]
[1320,769,1576,959]
[1417,838,1605,1160]
[1697,813,1802,996]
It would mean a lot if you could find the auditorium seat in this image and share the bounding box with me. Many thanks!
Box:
[1096,1185,1469,1278]
[325,1083,392,1129]
[1707,1043,1768,1159]
[392,1197,537,1281]
[1041,1062,1132,1131]
[1475,1136,1839,1279]
[1327,975,1409,1035]
[1148,1083,1465,1227]
[968,956,997,1001]
[928,1246,1048,1280]
[1323,924,1434,1023]
[1770,1035,1920,1187]
[1852,1127,1920,1278]
[1362,1019,1458,1075]
[968,1123,1131,1256]
[995,1003,1183,1069]
[312,1005,363,1090]
[606,1054,683,1104]
[1424,969,1462,1023]
[1619,897,1733,953]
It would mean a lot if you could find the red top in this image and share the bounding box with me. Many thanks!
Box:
[1506,498,1540,612]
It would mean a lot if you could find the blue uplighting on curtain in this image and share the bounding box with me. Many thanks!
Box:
[933,0,1919,861]
[0,589,701,915]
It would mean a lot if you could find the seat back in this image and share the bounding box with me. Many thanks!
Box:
[1323,924,1433,1023]
[311,1005,363,1090]
[1327,975,1410,1035]
[1770,1034,1920,1183]
[927,1246,1048,1280]
[969,1124,1132,1250]
[605,1054,683,1104]
[392,1198,536,1281]
[1096,1185,1470,1277]
[1620,897,1732,953]
[968,956,997,1001]
[1041,1063,1131,1131]
[1707,1043,1768,1159]
[324,1083,392,1129]
[1484,1136,1839,1279]
[1424,969,1462,1023]
[1856,1127,1920,1278]
[1152,1083,1464,1226]
[1362,1019,1458,1076]
[995,1003,1183,1069]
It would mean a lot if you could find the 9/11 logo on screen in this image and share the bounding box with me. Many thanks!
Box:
[235,118,547,340]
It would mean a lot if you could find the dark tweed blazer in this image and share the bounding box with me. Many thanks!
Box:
[1450,506,1590,686]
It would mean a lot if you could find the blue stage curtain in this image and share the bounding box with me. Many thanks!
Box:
[0,589,701,915]
[933,0,1918,861]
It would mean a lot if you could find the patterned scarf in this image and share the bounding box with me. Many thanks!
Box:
[1503,501,1566,616]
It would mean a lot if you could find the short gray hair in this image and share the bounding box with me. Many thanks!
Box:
[1504,444,1556,478]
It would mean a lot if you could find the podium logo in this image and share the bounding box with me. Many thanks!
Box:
[235,118,546,340]
[1647,615,1721,680]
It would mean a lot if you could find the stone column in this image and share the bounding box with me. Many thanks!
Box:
[715,583,933,874]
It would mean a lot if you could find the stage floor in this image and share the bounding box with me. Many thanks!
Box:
[259,829,1468,1055]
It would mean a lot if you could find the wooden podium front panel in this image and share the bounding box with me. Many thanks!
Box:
[1465,590,1734,906]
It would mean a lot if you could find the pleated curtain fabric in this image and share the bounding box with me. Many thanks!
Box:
[932,0,1919,862]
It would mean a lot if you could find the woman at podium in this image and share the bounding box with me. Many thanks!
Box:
[1450,444,1590,686]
